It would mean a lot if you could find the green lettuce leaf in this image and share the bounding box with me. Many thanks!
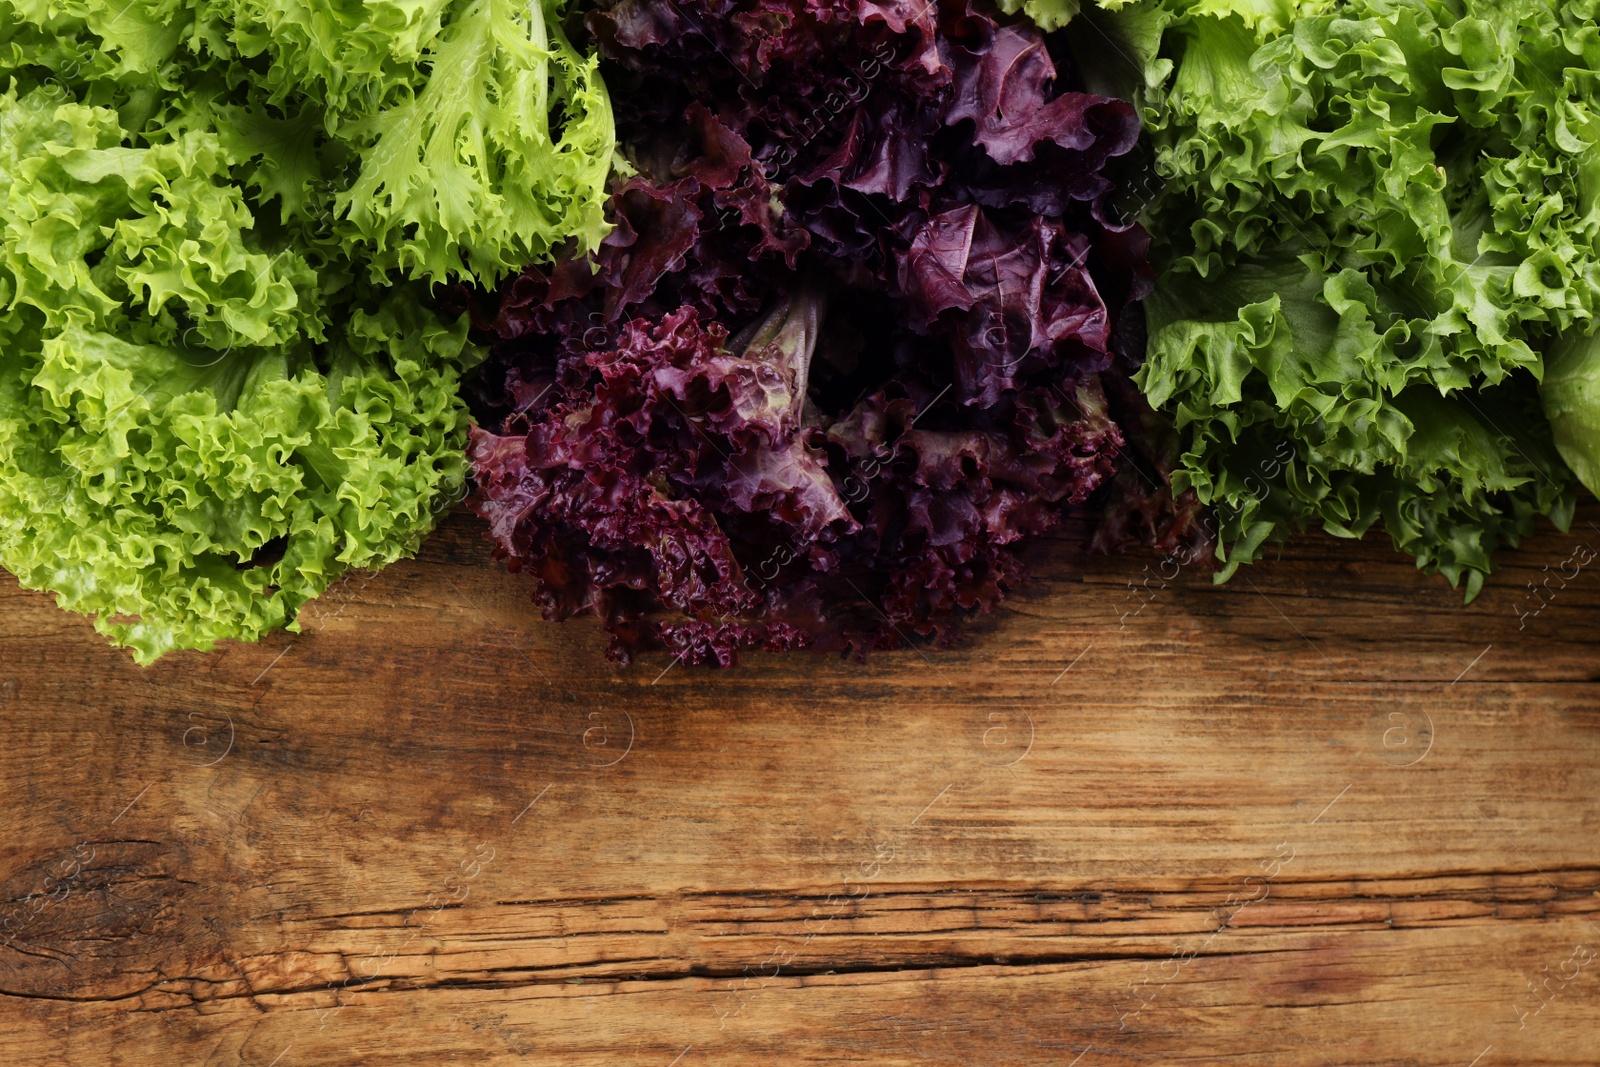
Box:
[997,0,1081,31]
[334,0,614,285]
[1,300,468,663]
[0,0,613,661]
[0,83,474,662]
[1543,330,1600,496]
[1061,0,1600,598]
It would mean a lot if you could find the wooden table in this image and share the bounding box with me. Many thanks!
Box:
[2,500,1597,1066]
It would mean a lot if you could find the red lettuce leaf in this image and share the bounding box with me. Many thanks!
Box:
[463,0,1184,666]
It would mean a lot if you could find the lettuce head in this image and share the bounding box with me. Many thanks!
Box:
[0,0,615,661]
[1063,0,1600,599]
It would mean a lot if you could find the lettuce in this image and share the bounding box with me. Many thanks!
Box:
[1067,0,1600,598]
[997,0,1080,30]
[1543,331,1600,496]
[327,0,615,286]
[0,1,615,661]
[465,0,1176,666]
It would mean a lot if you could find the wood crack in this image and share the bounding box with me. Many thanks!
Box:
[0,948,1294,1009]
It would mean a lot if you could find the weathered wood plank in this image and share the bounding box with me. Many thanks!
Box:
[1,501,1597,1065]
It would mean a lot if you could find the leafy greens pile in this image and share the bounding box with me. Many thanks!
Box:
[464,0,1195,665]
[1073,0,1600,599]
[0,0,614,662]
[14,0,1592,669]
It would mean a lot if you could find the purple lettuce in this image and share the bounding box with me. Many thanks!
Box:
[463,0,1198,665]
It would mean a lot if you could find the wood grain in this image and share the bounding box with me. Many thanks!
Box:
[1,500,1597,1066]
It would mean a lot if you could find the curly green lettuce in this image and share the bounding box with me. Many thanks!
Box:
[1543,331,1600,496]
[1063,0,1599,598]
[997,0,1080,30]
[0,1,615,661]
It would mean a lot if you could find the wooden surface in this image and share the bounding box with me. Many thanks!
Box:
[1,500,1598,1066]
